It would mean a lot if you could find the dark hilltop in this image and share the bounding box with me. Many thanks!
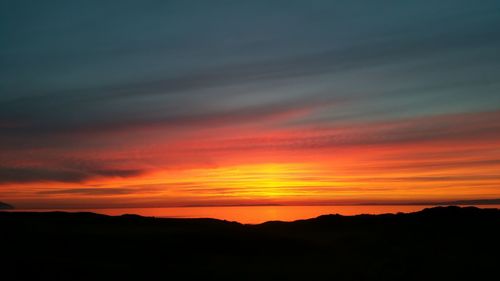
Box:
[0,201,14,210]
[1,206,499,281]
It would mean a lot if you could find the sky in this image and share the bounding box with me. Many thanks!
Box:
[1,0,500,209]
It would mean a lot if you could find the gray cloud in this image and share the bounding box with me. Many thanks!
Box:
[0,166,144,184]
[38,188,140,196]
[196,110,500,151]
[1,0,499,143]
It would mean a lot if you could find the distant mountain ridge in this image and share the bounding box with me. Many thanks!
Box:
[441,198,500,205]
[0,201,13,209]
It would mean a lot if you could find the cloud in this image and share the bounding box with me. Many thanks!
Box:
[0,166,144,184]
[195,110,500,152]
[372,159,500,172]
[37,188,140,196]
[2,3,499,143]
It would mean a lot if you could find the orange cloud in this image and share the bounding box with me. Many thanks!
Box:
[1,110,500,208]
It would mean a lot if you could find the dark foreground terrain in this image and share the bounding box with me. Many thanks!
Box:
[1,206,499,281]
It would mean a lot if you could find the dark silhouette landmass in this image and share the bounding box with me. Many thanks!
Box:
[0,201,14,209]
[1,206,499,281]
[441,198,500,205]
[345,198,500,206]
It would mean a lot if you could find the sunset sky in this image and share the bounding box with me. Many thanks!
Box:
[1,0,500,209]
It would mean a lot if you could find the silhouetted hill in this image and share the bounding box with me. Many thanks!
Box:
[440,198,500,205]
[1,206,499,281]
[0,201,13,209]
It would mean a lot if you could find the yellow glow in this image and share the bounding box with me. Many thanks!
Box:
[163,163,330,198]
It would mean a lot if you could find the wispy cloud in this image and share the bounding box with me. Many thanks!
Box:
[0,166,144,184]
[37,188,141,196]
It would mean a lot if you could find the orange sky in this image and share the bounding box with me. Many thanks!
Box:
[3,110,500,209]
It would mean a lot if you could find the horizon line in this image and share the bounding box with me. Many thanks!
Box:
[8,198,500,210]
